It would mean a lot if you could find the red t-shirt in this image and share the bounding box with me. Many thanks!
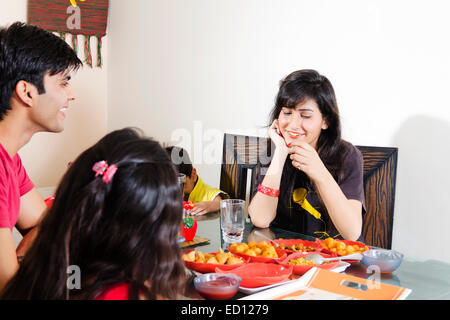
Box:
[0,144,34,231]
[95,283,131,300]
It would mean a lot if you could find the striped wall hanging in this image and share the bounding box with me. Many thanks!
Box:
[27,0,109,68]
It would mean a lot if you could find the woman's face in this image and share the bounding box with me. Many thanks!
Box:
[277,98,328,149]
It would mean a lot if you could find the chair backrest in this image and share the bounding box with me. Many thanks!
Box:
[357,146,398,249]
[220,133,398,249]
[220,134,274,202]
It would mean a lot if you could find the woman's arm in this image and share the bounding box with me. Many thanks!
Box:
[314,170,362,240]
[248,120,289,228]
[289,142,362,240]
[248,150,287,227]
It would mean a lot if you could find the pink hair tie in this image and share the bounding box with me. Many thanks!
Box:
[92,160,118,184]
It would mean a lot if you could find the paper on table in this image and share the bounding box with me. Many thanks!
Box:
[240,267,411,300]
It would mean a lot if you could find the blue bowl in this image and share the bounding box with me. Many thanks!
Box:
[362,249,404,273]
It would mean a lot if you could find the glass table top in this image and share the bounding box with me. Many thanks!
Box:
[189,213,450,300]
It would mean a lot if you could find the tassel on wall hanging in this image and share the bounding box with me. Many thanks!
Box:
[27,0,109,68]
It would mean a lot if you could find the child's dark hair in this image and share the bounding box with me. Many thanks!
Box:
[0,21,82,120]
[1,127,186,300]
[165,146,193,177]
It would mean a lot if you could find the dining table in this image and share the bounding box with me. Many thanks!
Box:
[35,188,450,300]
[183,211,450,300]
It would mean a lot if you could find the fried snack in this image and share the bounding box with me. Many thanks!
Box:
[279,243,318,252]
[206,256,219,264]
[244,249,257,257]
[182,249,244,265]
[321,237,370,255]
[226,256,243,265]
[182,250,196,262]
[229,241,279,258]
[288,257,316,266]
[195,251,206,263]
[234,243,249,254]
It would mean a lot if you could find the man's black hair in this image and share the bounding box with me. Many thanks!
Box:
[0,22,83,120]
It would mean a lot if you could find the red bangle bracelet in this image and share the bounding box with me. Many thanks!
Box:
[257,184,280,197]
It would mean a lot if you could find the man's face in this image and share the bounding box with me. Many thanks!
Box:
[29,70,75,133]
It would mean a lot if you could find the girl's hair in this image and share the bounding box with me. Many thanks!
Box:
[1,127,185,300]
[270,69,350,231]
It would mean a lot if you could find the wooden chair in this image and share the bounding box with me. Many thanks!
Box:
[220,133,398,249]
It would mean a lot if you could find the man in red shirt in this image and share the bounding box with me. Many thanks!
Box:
[0,22,82,291]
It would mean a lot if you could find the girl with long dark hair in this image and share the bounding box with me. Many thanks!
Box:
[248,69,365,241]
[1,127,186,299]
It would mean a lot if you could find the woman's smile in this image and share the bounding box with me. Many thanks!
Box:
[286,130,305,139]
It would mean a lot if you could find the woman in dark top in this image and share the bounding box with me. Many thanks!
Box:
[248,69,365,241]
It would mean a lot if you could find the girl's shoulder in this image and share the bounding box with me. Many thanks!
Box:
[95,282,130,300]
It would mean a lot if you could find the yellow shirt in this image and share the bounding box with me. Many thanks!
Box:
[188,176,227,203]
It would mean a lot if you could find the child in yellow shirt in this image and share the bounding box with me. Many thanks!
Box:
[166,146,228,215]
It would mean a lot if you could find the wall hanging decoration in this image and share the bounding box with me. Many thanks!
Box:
[28,0,109,68]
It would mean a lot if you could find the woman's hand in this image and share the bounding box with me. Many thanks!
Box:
[268,120,289,156]
[288,142,329,183]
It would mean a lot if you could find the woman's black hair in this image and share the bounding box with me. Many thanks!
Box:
[0,22,82,120]
[270,69,350,231]
[1,127,186,300]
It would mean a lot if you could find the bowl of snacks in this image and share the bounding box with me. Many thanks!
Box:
[227,241,287,263]
[216,262,293,288]
[362,249,404,273]
[182,249,247,273]
[318,237,370,262]
[193,273,241,300]
[278,252,341,275]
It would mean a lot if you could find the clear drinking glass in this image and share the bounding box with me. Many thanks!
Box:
[220,199,245,243]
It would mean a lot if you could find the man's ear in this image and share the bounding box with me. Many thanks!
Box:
[190,168,198,181]
[14,80,36,108]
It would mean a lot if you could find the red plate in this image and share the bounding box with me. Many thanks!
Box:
[228,246,287,264]
[216,263,293,288]
[277,252,340,275]
[274,238,323,254]
[316,238,370,263]
[183,251,248,274]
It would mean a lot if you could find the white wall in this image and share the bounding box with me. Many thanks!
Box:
[0,0,108,188]
[108,0,450,263]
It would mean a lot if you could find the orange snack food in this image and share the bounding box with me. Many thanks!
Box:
[320,237,370,256]
[228,241,278,258]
